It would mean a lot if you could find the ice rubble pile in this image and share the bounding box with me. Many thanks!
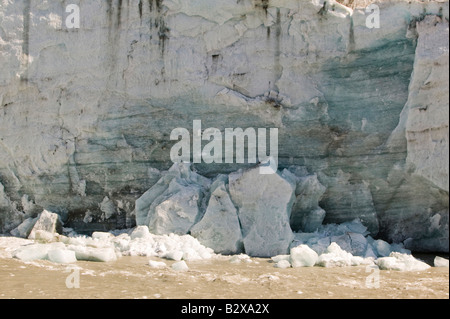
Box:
[7,163,446,271]
[12,226,214,263]
[273,243,433,271]
[269,218,434,271]
[132,163,438,271]
[134,162,324,257]
[11,210,214,263]
[8,208,442,272]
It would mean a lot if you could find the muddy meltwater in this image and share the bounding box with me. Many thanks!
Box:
[0,253,448,299]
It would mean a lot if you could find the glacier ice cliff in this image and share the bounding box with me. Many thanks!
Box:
[0,0,448,254]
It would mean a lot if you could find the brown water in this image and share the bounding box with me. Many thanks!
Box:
[0,254,448,299]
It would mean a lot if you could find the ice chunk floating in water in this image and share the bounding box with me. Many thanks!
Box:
[148,260,167,269]
[376,253,430,272]
[172,261,189,272]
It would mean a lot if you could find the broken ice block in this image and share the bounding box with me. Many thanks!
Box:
[68,246,117,262]
[376,252,430,271]
[10,217,38,238]
[148,260,167,269]
[165,250,184,261]
[28,210,62,240]
[271,255,290,263]
[274,260,291,269]
[229,254,252,264]
[130,225,151,240]
[434,256,449,267]
[374,239,392,257]
[316,242,354,267]
[48,249,77,264]
[172,260,189,271]
[91,232,114,241]
[290,245,318,267]
[13,242,65,262]
[229,166,295,257]
[190,182,243,255]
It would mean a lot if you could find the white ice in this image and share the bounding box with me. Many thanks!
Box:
[376,252,430,271]
[68,245,118,262]
[2,218,441,271]
[13,242,65,262]
[271,255,290,263]
[47,249,77,264]
[148,260,167,269]
[274,260,291,269]
[434,256,449,267]
[172,260,189,272]
[290,245,318,267]
[229,254,252,264]
[316,243,374,268]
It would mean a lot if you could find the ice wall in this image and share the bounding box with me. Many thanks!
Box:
[0,0,448,252]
